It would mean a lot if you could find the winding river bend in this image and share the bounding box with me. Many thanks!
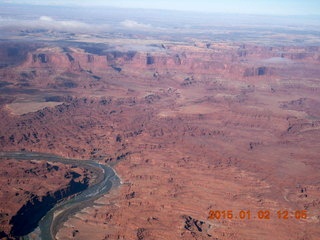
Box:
[0,152,120,240]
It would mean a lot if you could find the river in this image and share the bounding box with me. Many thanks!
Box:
[0,151,120,240]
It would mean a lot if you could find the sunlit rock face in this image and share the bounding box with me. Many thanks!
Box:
[0,39,320,240]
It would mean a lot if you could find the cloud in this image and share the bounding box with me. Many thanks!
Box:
[120,20,152,29]
[0,15,110,33]
[39,16,54,22]
[37,16,94,31]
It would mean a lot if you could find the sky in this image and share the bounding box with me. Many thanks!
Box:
[1,0,320,15]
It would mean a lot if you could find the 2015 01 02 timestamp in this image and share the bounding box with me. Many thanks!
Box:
[208,210,307,220]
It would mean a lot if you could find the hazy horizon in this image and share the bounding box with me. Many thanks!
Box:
[1,1,320,46]
[1,0,320,16]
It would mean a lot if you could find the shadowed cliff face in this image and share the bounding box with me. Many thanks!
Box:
[0,160,93,239]
[9,178,89,237]
[0,43,41,69]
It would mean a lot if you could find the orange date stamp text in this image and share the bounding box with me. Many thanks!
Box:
[208,210,307,220]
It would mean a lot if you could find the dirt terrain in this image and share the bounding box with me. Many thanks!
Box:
[0,39,319,239]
